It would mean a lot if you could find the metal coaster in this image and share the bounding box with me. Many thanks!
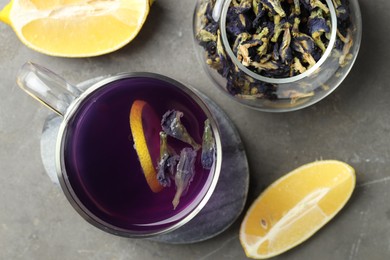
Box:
[40,78,249,244]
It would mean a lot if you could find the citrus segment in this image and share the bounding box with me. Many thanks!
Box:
[0,0,12,25]
[129,100,162,193]
[0,0,150,57]
[240,160,355,259]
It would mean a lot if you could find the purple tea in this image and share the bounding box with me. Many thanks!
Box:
[61,76,216,233]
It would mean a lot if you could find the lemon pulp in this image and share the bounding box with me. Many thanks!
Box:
[0,0,150,57]
[240,160,356,259]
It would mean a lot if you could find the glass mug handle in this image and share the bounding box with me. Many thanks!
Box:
[17,62,82,116]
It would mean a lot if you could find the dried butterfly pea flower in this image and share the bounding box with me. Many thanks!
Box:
[272,41,280,60]
[338,29,353,66]
[260,61,291,78]
[286,90,315,103]
[197,0,215,27]
[312,0,330,13]
[308,10,330,36]
[157,131,170,186]
[232,32,251,53]
[270,15,285,43]
[251,60,279,71]
[156,131,180,187]
[172,148,197,209]
[291,33,318,67]
[299,0,312,10]
[279,23,293,63]
[226,7,253,36]
[237,39,263,66]
[236,0,252,11]
[157,155,180,188]
[197,29,218,43]
[332,0,350,21]
[308,9,330,52]
[299,0,329,13]
[332,0,341,5]
[292,0,301,15]
[257,37,269,57]
[253,26,270,40]
[197,0,208,25]
[157,152,171,187]
[291,57,307,74]
[291,17,301,36]
[292,33,315,54]
[253,0,260,14]
[261,0,286,17]
[201,119,216,170]
[161,110,201,150]
[204,41,217,57]
[216,30,236,78]
[253,4,267,28]
[204,21,220,34]
[249,81,278,100]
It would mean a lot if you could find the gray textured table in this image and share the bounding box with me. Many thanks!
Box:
[1,0,389,259]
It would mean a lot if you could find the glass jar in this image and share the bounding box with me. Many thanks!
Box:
[193,0,362,112]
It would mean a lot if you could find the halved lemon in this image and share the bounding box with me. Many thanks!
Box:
[130,100,163,193]
[240,160,356,259]
[0,0,150,57]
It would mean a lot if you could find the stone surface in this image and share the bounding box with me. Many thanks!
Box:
[1,0,390,259]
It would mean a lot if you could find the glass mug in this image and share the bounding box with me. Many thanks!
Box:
[17,62,222,237]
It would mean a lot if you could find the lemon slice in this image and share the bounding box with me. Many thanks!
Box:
[240,160,356,259]
[0,0,150,57]
[130,100,163,193]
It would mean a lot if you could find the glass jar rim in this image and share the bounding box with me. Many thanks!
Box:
[219,0,338,84]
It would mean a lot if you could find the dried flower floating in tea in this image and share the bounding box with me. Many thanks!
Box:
[157,131,180,188]
[161,110,201,151]
[201,119,216,169]
[172,147,197,209]
[196,0,354,101]
[156,110,216,209]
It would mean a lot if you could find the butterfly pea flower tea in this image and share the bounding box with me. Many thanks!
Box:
[194,0,361,111]
[61,77,221,235]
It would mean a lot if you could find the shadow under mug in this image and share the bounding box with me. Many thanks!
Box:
[17,62,222,238]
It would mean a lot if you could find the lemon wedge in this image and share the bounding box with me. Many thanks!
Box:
[130,100,163,193]
[240,160,356,259]
[0,0,150,57]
